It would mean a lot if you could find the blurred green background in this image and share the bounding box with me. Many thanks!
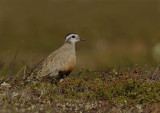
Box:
[0,0,160,72]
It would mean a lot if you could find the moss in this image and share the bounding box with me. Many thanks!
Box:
[0,65,160,112]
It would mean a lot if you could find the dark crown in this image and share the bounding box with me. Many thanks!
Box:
[65,33,76,39]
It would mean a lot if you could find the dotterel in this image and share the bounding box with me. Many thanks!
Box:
[38,33,85,80]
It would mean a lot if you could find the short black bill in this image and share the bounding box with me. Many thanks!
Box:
[80,38,86,41]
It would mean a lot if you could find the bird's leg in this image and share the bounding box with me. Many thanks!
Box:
[59,79,64,83]
[52,77,58,85]
[63,75,66,78]
[62,75,68,82]
[59,74,67,83]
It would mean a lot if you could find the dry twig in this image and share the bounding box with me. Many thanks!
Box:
[8,40,24,77]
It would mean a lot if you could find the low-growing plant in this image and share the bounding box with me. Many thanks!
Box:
[0,65,160,112]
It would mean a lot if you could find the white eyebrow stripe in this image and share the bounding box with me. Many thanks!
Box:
[65,34,76,42]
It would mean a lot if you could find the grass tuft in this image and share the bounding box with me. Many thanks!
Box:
[0,65,160,112]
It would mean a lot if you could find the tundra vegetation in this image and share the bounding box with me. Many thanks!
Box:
[0,65,160,112]
[0,0,160,112]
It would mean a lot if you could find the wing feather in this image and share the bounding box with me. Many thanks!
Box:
[38,43,76,78]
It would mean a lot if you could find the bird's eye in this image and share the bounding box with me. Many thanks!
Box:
[72,35,75,38]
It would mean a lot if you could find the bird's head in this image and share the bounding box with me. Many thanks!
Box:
[65,33,85,44]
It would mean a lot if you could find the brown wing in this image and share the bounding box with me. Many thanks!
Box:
[39,50,76,77]
[38,42,76,78]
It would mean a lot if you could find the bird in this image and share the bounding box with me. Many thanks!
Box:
[38,33,85,80]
